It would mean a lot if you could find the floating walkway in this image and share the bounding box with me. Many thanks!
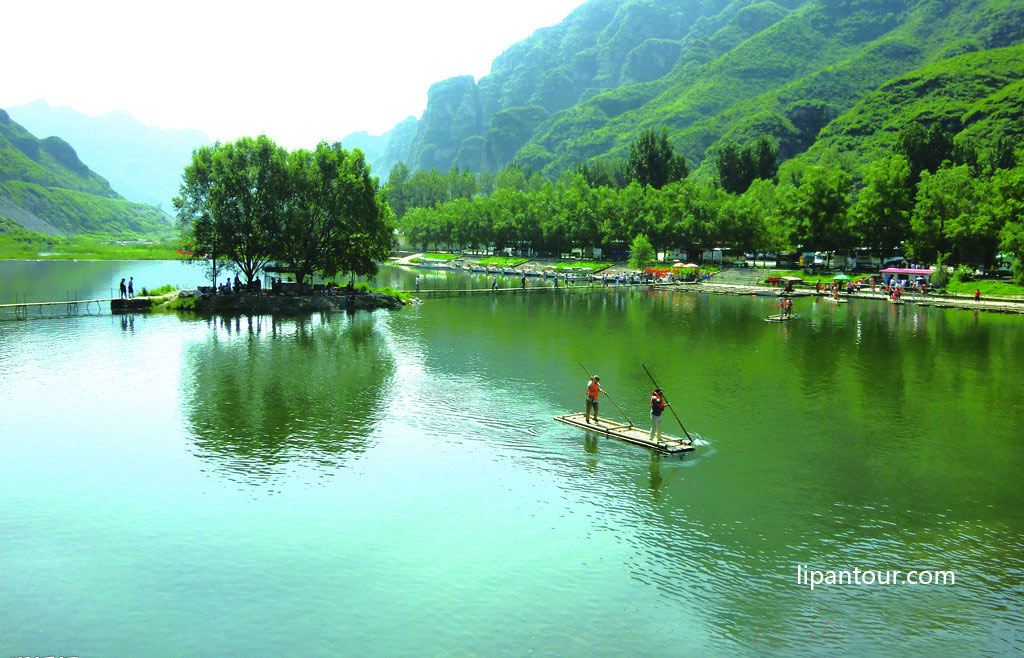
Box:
[554,412,695,454]
[0,296,154,321]
[0,297,116,320]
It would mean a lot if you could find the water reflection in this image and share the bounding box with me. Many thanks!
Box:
[181,312,396,481]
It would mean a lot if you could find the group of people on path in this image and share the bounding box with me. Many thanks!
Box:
[584,375,671,443]
[118,277,134,299]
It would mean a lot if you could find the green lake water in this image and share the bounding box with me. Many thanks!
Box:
[1,261,1022,656]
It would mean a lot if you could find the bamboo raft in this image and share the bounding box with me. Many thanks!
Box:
[553,413,695,454]
[822,296,849,304]
[765,313,799,322]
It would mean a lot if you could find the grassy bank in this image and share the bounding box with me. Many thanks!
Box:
[477,256,528,267]
[0,227,182,260]
[944,279,1024,298]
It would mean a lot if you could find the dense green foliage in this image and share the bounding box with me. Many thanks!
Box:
[175,137,393,286]
[392,125,1024,283]
[0,110,173,240]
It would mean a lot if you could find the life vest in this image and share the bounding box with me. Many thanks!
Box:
[651,391,665,414]
[587,380,600,399]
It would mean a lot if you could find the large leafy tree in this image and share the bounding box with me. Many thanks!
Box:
[908,165,978,264]
[983,166,1024,280]
[716,136,778,195]
[175,135,288,285]
[626,127,688,190]
[897,123,955,184]
[786,165,852,257]
[628,233,655,271]
[384,162,411,219]
[278,143,394,285]
[852,155,913,258]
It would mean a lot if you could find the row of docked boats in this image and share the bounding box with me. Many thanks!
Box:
[412,259,590,279]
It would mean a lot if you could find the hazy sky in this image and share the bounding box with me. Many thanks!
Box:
[2,0,585,149]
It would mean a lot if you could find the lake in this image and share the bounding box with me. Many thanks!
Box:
[1,260,1022,656]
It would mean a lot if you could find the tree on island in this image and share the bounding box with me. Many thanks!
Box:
[175,135,287,285]
[176,136,393,287]
[629,233,655,271]
[279,143,394,285]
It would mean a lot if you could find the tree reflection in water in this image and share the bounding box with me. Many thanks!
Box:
[181,312,395,482]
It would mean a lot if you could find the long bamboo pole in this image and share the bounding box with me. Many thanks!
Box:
[578,362,632,426]
[641,363,693,442]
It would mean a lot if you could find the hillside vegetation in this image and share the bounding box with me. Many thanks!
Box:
[347,0,1024,179]
[0,110,173,241]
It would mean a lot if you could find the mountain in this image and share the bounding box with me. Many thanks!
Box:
[342,116,418,182]
[0,110,173,237]
[353,0,1024,179]
[6,99,211,210]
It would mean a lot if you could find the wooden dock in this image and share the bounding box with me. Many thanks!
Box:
[554,413,695,454]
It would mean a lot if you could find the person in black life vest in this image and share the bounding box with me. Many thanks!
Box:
[649,388,669,442]
[584,376,602,424]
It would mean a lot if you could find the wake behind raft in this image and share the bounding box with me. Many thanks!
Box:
[553,413,695,454]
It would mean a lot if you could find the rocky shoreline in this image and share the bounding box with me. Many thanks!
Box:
[113,288,407,315]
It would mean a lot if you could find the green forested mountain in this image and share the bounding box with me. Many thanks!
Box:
[348,0,1024,179]
[6,99,212,211]
[0,110,173,237]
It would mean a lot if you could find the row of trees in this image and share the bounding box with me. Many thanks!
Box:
[175,136,394,285]
[394,144,1024,282]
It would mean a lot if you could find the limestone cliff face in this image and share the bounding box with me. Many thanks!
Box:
[408,76,483,173]
[358,0,1024,178]
[342,115,419,179]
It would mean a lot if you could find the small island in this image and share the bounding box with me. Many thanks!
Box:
[112,282,408,316]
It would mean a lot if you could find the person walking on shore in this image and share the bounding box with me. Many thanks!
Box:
[119,278,127,299]
[584,376,602,424]
[415,275,421,292]
[127,277,134,299]
[975,288,981,303]
[649,388,668,442]
[521,273,527,289]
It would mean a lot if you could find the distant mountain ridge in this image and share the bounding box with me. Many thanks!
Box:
[345,0,1024,179]
[6,99,212,210]
[0,110,172,237]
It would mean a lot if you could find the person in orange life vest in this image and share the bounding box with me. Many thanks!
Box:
[974,288,981,302]
[584,376,602,424]
[649,388,669,442]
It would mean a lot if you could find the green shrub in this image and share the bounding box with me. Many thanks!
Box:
[166,296,197,311]
[142,284,177,297]
[951,264,975,283]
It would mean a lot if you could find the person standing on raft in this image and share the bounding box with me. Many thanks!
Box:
[649,388,669,442]
[584,376,602,424]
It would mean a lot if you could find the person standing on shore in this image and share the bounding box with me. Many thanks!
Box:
[521,273,527,289]
[127,277,134,299]
[649,388,668,442]
[415,275,421,292]
[975,288,981,302]
[585,376,602,424]
[119,278,127,299]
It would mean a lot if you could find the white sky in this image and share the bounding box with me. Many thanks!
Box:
[2,0,585,149]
